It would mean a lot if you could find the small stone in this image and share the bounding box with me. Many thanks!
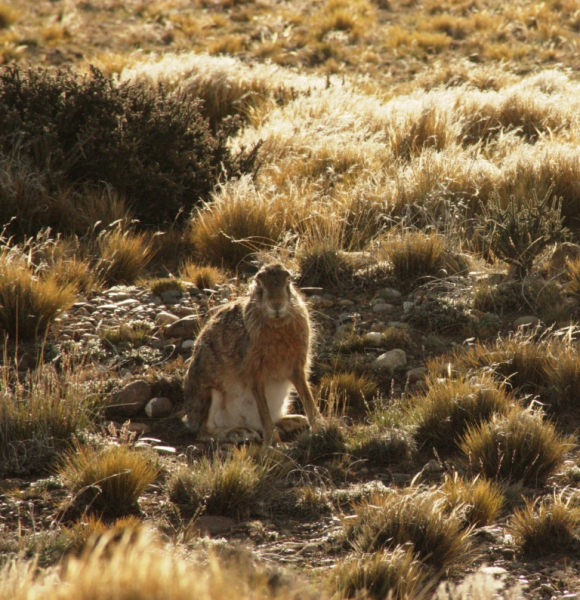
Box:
[310,295,335,308]
[126,422,151,435]
[372,302,394,314]
[181,339,195,350]
[407,367,428,384]
[106,380,152,417]
[116,299,140,308]
[335,324,353,337]
[552,570,567,579]
[562,594,579,600]
[422,459,443,474]
[481,566,508,575]
[153,445,177,455]
[161,289,183,303]
[163,315,202,339]
[513,315,540,329]
[191,515,235,535]
[541,584,556,595]
[363,332,384,346]
[339,299,355,307]
[391,473,412,484]
[145,397,174,418]
[403,301,414,313]
[176,306,196,317]
[107,292,131,301]
[379,288,402,301]
[372,349,407,372]
[148,337,165,350]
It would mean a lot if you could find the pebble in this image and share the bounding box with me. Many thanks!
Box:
[106,380,152,417]
[372,302,394,314]
[407,367,428,384]
[372,349,407,372]
[513,315,540,329]
[153,445,177,455]
[403,301,414,313]
[163,315,202,339]
[339,299,355,307]
[145,397,174,418]
[176,306,197,317]
[310,295,335,308]
[363,332,384,346]
[379,288,402,301]
[181,339,195,350]
[480,566,507,575]
[116,299,140,308]
[126,422,151,435]
[541,584,556,595]
[161,289,183,303]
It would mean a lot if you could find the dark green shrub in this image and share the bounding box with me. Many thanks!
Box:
[0,66,258,232]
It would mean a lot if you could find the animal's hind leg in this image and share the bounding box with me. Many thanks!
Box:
[275,415,309,435]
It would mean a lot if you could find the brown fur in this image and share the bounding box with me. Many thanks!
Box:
[183,262,322,444]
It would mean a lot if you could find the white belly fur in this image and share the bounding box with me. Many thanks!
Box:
[206,379,293,433]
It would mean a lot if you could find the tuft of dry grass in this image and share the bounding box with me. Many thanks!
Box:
[318,371,377,416]
[460,406,573,486]
[383,232,446,284]
[180,261,227,290]
[344,487,474,572]
[96,227,154,287]
[99,321,153,349]
[149,278,185,296]
[58,443,160,516]
[411,374,515,453]
[440,474,505,527]
[0,3,18,29]
[0,256,76,342]
[331,548,432,600]
[508,493,580,555]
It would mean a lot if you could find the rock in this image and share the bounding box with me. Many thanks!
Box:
[181,339,195,350]
[561,594,580,600]
[126,422,151,435]
[540,584,556,595]
[407,367,428,384]
[163,315,202,339]
[513,315,540,329]
[480,566,507,576]
[339,299,355,307]
[176,306,196,317]
[148,337,165,350]
[108,292,131,301]
[422,459,443,474]
[191,515,235,536]
[372,349,407,372]
[403,301,414,313]
[363,332,384,346]
[145,397,174,418]
[552,570,567,579]
[116,299,140,308]
[153,445,177,455]
[310,295,335,308]
[161,289,182,303]
[106,380,152,417]
[155,310,179,327]
[379,288,402,301]
[391,473,412,484]
[372,302,394,314]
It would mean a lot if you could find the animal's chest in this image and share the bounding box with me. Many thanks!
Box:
[247,326,306,379]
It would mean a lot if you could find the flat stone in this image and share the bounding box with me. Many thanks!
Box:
[145,397,174,418]
[153,445,177,455]
[161,289,183,303]
[116,299,140,308]
[126,422,151,435]
[339,299,355,307]
[106,379,152,417]
[372,349,407,372]
[379,288,402,301]
[513,315,540,329]
[191,515,235,536]
[155,311,179,326]
[373,302,394,314]
[363,332,384,346]
[407,367,428,384]
[310,295,335,308]
[107,292,131,301]
[163,315,202,339]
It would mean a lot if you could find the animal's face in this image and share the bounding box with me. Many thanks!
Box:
[254,264,293,319]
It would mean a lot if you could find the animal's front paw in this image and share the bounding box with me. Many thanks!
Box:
[275,415,309,434]
[222,427,262,444]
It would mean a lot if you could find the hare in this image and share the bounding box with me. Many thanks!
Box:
[183,262,323,444]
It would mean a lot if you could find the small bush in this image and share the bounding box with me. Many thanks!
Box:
[58,443,160,516]
[347,424,416,465]
[318,371,377,416]
[99,321,153,348]
[0,66,258,229]
[508,494,580,555]
[0,258,76,341]
[460,406,573,486]
[440,474,504,527]
[149,278,184,296]
[167,446,281,518]
[297,244,354,289]
[408,296,472,334]
[344,487,474,572]
[412,374,515,453]
[475,189,569,277]
[290,420,348,466]
[331,548,431,600]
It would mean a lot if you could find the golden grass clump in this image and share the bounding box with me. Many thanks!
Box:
[189,179,285,270]
[99,320,153,349]
[344,487,474,572]
[411,374,515,453]
[508,493,580,555]
[566,256,580,298]
[318,371,377,416]
[180,261,227,290]
[440,474,505,527]
[383,232,446,283]
[0,256,76,342]
[331,548,431,600]
[96,227,154,287]
[168,446,282,518]
[460,406,573,486]
[0,363,93,476]
[149,277,185,296]
[58,444,160,516]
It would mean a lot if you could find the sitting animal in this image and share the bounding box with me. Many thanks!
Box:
[183,262,323,444]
